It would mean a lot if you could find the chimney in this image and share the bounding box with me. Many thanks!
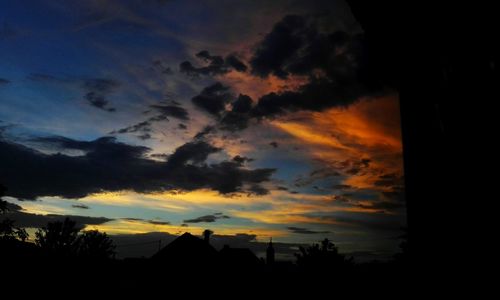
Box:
[203,229,213,243]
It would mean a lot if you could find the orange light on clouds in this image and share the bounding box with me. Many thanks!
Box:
[271,94,404,191]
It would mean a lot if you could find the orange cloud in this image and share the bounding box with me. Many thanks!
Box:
[271,94,404,191]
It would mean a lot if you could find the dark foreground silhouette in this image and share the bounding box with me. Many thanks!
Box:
[1,183,409,290]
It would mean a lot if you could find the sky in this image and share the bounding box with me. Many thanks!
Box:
[0,0,405,261]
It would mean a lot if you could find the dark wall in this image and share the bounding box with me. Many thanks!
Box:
[347,0,497,272]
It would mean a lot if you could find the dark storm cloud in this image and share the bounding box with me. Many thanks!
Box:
[110,103,189,138]
[183,213,230,223]
[295,159,371,187]
[189,88,254,132]
[249,15,360,80]
[82,78,120,112]
[190,14,387,131]
[245,14,390,119]
[178,123,187,130]
[194,125,216,140]
[152,60,173,75]
[149,104,189,120]
[111,120,153,135]
[225,54,248,72]
[180,50,247,77]
[166,141,220,167]
[0,78,10,85]
[269,141,279,148]
[191,82,232,116]
[137,133,152,140]
[0,136,275,199]
[232,155,253,165]
[247,184,269,196]
[31,135,150,159]
[0,209,112,229]
[219,94,254,131]
[250,15,312,79]
[287,227,330,235]
[147,220,171,225]
[230,94,252,114]
[72,204,90,209]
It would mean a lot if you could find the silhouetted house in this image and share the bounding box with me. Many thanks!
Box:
[266,238,275,265]
[151,232,218,268]
[219,245,260,268]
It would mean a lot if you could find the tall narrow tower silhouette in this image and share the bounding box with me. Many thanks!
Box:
[266,237,275,265]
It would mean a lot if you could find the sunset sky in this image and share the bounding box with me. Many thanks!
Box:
[0,0,405,260]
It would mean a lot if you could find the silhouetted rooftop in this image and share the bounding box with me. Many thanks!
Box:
[151,232,218,265]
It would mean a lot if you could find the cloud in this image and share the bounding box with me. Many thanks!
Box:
[0,78,10,85]
[72,204,90,209]
[0,136,275,199]
[152,60,173,75]
[82,78,120,112]
[183,213,230,223]
[147,220,171,225]
[194,125,216,140]
[107,98,189,140]
[26,74,122,113]
[149,104,189,121]
[269,141,279,148]
[294,159,371,187]
[219,94,254,131]
[186,14,391,132]
[180,50,247,77]
[109,102,188,139]
[232,155,253,165]
[191,82,233,116]
[0,209,112,229]
[225,54,248,72]
[166,141,220,167]
[287,226,330,234]
[111,120,153,135]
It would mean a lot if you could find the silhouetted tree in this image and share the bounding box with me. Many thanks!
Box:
[0,184,28,242]
[295,238,353,271]
[0,184,7,214]
[35,217,80,258]
[1,183,9,214]
[78,230,116,260]
[0,219,29,242]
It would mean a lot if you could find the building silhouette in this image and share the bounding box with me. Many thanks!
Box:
[219,245,260,268]
[266,237,275,265]
[151,232,218,268]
